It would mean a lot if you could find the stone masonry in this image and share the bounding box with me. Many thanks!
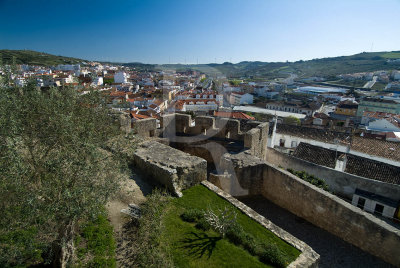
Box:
[131,140,207,197]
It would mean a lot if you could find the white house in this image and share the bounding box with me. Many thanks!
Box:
[114,72,128,84]
[229,92,253,106]
[56,64,80,72]
[352,189,397,219]
[92,77,103,86]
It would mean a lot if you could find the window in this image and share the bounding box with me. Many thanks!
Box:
[357,197,366,209]
[279,139,285,147]
[374,204,384,216]
[291,141,297,148]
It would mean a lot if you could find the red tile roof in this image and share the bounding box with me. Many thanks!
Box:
[214,111,255,120]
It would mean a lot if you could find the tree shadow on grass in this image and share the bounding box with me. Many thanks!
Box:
[179,232,222,259]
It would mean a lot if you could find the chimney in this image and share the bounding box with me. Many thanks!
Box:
[335,154,347,172]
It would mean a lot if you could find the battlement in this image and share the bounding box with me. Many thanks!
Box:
[131,113,268,160]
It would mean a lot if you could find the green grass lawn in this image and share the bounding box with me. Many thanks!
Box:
[161,185,300,267]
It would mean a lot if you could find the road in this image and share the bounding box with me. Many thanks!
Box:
[363,76,377,89]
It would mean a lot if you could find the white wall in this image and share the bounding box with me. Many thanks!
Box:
[352,195,396,218]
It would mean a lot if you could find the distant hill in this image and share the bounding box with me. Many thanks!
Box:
[0,50,86,66]
[156,51,400,79]
[1,49,399,78]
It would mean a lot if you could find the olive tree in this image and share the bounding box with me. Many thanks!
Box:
[0,79,123,267]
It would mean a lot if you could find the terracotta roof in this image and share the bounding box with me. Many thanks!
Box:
[214,111,255,120]
[293,142,400,185]
[293,142,336,168]
[109,91,126,97]
[351,136,400,162]
[274,124,350,144]
[130,112,150,120]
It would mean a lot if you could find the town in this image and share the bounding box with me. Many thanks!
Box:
[3,54,400,224]
[1,0,400,267]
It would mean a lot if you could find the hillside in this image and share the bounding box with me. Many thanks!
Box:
[0,49,86,66]
[155,51,400,79]
[2,49,399,78]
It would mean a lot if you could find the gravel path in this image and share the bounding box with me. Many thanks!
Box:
[238,196,394,268]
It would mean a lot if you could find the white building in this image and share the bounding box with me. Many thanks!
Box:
[114,72,128,84]
[92,77,104,86]
[56,64,80,72]
[365,118,400,133]
[352,189,397,219]
[15,77,26,87]
[229,92,253,106]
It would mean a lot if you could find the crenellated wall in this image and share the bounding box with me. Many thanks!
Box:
[132,113,269,160]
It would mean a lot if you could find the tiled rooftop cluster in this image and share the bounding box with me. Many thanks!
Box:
[274,124,350,144]
[293,143,400,185]
[292,143,337,168]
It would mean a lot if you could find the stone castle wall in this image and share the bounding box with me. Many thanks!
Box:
[266,148,400,201]
[132,113,269,160]
[212,152,400,267]
[131,141,207,197]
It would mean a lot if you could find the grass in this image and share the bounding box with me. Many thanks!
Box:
[382,52,400,59]
[161,185,300,267]
[326,79,366,88]
[75,213,116,268]
[371,81,387,91]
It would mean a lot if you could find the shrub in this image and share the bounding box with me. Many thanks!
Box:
[195,218,211,231]
[259,244,286,268]
[203,206,237,237]
[287,168,330,192]
[180,209,203,223]
[225,223,246,245]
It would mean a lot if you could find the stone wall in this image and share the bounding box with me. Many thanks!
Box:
[131,141,207,196]
[261,164,400,267]
[131,118,158,137]
[160,113,269,160]
[213,152,400,267]
[266,148,400,201]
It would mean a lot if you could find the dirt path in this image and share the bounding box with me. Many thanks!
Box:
[106,169,154,267]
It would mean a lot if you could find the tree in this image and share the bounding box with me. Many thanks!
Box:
[283,115,300,126]
[0,79,123,267]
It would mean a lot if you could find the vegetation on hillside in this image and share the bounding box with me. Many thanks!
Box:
[0,49,85,66]
[156,51,400,79]
[0,74,124,266]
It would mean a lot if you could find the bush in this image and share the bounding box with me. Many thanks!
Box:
[287,169,330,192]
[195,218,211,231]
[225,223,245,245]
[134,189,173,268]
[259,244,286,268]
[180,209,203,223]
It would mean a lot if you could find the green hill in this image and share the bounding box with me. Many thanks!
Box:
[2,49,399,78]
[0,49,86,66]
[155,51,400,79]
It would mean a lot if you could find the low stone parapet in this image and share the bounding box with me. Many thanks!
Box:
[131,141,207,196]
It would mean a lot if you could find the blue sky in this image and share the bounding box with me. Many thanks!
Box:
[0,0,399,64]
